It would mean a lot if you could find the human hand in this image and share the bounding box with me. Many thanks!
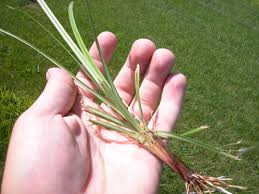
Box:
[1,32,186,194]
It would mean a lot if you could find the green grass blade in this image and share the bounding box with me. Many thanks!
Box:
[6,5,81,67]
[68,1,135,121]
[83,0,125,104]
[68,1,131,118]
[68,2,88,55]
[180,126,209,136]
[156,130,239,160]
[36,0,84,62]
[104,88,143,131]
[135,64,146,126]
[36,0,101,83]
[84,105,126,127]
[83,0,113,83]
[37,0,137,124]
[68,1,106,88]
[77,82,121,113]
[35,0,141,132]
[89,119,137,137]
[81,0,143,132]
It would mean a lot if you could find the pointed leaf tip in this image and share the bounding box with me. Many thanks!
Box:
[6,5,15,10]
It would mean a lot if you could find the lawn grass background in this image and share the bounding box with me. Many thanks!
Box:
[0,0,258,193]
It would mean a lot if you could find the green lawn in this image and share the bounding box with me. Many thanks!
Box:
[0,0,258,193]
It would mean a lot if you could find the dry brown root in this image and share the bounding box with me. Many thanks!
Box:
[185,173,246,194]
[141,133,246,194]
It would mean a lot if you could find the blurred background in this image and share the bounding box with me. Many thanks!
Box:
[0,0,258,193]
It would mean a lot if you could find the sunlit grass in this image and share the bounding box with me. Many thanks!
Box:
[0,0,258,193]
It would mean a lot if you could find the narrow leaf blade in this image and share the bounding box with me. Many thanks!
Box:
[84,105,126,127]
[156,130,239,160]
[89,119,137,137]
[135,64,146,126]
[68,1,105,86]
[180,125,209,136]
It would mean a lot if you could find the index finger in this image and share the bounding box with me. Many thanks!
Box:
[76,31,117,101]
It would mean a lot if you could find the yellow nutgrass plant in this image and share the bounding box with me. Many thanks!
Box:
[0,0,248,193]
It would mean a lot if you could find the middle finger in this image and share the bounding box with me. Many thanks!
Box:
[130,48,175,123]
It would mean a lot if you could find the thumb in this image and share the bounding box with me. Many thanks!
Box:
[31,68,77,116]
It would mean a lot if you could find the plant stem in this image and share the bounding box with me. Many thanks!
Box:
[142,132,193,181]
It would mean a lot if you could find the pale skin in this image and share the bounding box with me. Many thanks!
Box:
[1,32,186,194]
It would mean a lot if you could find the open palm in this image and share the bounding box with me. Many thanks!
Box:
[2,32,186,194]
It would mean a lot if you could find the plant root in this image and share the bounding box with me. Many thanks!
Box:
[185,173,246,194]
[141,133,246,194]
